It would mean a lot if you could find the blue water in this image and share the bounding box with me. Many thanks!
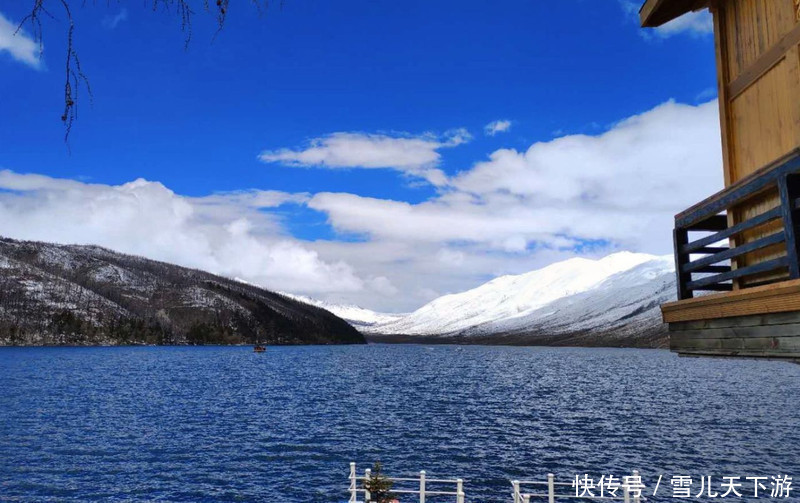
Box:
[1,345,799,502]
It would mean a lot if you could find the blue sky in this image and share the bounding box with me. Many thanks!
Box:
[0,1,723,311]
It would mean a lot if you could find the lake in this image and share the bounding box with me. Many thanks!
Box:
[1,345,799,502]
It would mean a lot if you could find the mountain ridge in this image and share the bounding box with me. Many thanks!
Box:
[0,237,365,346]
[308,252,676,348]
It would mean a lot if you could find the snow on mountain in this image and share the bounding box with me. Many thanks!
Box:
[280,293,405,328]
[286,252,673,347]
[458,255,675,345]
[365,252,671,336]
[268,251,676,347]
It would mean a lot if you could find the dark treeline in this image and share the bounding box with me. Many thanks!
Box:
[0,237,364,346]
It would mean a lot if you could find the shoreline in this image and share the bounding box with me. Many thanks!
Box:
[364,327,668,349]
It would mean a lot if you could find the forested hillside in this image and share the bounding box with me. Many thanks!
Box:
[0,238,364,346]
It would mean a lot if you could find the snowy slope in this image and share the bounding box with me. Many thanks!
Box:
[280,293,405,328]
[287,251,676,346]
[459,256,674,344]
[365,252,672,336]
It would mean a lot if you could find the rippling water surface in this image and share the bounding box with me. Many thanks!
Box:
[2,345,799,502]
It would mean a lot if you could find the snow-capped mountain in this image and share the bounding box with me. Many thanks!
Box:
[455,254,676,346]
[310,252,676,347]
[280,293,406,329]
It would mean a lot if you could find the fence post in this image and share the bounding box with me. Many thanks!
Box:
[349,463,357,503]
[633,470,641,503]
[523,494,531,503]
[548,473,555,503]
[419,470,426,503]
[365,468,371,503]
[779,174,800,278]
[673,227,692,300]
[457,478,464,503]
[623,484,630,503]
[513,480,520,503]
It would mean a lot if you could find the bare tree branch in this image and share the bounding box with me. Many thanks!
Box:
[18,0,276,146]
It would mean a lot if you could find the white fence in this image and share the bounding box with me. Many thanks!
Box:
[512,472,644,503]
[349,462,465,503]
[348,463,647,503]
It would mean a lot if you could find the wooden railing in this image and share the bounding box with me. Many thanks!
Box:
[673,149,800,300]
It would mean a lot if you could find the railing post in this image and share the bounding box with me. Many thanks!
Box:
[512,480,520,503]
[523,494,531,503]
[778,174,800,278]
[633,470,641,503]
[673,226,692,299]
[457,478,464,503]
[623,483,630,503]
[548,473,555,503]
[349,462,357,503]
[419,470,426,503]
[364,468,371,503]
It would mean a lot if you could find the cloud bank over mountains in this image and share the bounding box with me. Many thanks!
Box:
[0,99,722,311]
[0,172,367,295]
[306,100,721,256]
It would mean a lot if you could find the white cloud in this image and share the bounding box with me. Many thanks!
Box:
[695,87,717,102]
[437,248,465,267]
[297,100,722,310]
[620,1,712,37]
[259,129,471,186]
[304,238,578,312]
[655,10,713,37]
[484,119,512,136]
[368,276,398,296]
[0,11,41,69]
[0,100,723,313]
[190,189,309,213]
[0,171,369,295]
[310,100,722,255]
[102,9,128,30]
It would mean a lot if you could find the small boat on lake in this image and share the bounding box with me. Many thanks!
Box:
[253,345,266,353]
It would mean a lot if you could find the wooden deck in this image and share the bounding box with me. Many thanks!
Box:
[662,278,800,322]
[663,279,800,360]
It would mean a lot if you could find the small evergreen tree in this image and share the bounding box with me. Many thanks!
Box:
[363,462,395,503]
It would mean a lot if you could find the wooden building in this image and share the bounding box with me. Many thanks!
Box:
[640,0,800,360]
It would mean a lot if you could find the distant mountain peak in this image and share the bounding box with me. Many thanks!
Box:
[279,292,406,328]
[297,251,675,348]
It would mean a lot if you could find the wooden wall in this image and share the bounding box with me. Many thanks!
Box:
[712,0,800,285]
[669,311,800,361]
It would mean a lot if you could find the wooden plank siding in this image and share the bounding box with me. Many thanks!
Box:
[712,0,800,286]
[661,277,800,322]
[669,311,800,360]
